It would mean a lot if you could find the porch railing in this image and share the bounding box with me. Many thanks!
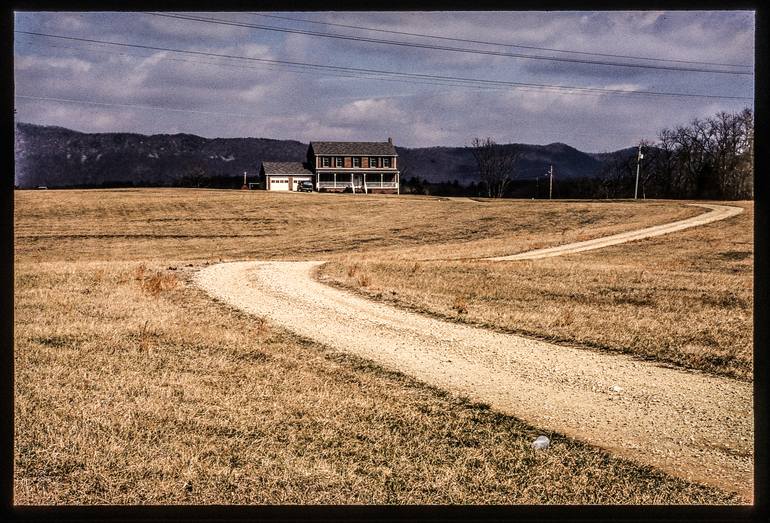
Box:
[317,180,398,189]
[317,181,353,189]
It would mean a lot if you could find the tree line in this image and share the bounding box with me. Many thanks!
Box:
[600,108,753,200]
[468,107,753,200]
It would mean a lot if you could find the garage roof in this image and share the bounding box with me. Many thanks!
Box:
[261,162,313,175]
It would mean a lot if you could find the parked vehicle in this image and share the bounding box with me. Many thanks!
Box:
[297,181,314,192]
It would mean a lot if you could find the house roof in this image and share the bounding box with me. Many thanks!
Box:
[261,162,313,175]
[310,141,397,156]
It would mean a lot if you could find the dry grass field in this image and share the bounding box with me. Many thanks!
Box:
[321,202,753,381]
[14,189,748,504]
[14,189,703,263]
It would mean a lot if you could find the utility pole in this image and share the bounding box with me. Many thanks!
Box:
[241,171,248,190]
[634,145,641,199]
[548,164,554,200]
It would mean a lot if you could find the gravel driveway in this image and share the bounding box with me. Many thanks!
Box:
[487,203,744,260]
[194,203,752,499]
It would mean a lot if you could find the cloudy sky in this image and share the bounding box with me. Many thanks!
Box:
[14,11,754,152]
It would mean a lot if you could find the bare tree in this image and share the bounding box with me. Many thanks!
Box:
[652,107,753,200]
[469,137,518,198]
[597,147,637,198]
[186,166,207,188]
[710,108,753,199]
[654,128,681,197]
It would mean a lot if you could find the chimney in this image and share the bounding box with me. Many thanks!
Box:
[387,137,393,145]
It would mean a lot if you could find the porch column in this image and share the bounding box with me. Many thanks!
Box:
[351,172,355,194]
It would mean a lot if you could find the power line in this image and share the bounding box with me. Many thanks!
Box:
[248,12,753,70]
[146,12,753,76]
[14,94,657,141]
[14,31,753,102]
[15,94,267,118]
[14,38,583,94]
[16,38,635,98]
[15,39,438,87]
[21,37,730,102]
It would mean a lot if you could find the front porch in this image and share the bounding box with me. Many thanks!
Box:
[316,172,399,194]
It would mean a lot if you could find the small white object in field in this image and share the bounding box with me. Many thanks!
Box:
[532,435,550,450]
[610,384,623,393]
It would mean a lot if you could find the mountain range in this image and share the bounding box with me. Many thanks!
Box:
[14,122,635,189]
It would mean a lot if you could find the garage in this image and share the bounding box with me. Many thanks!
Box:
[269,178,290,191]
[260,162,314,192]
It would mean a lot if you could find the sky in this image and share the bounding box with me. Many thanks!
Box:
[13,11,754,152]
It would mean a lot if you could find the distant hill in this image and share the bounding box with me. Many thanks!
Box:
[14,123,627,188]
[396,142,607,185]
[589,146,639,164]
[14,123,307,188]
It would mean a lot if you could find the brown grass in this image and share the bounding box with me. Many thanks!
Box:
[14,261,737,504]
[13,189,747,504]
[137,266,179,297]
[14,189,702,263]
[356,271,372,288]
[452,295,469,315]
[320,202,754,381]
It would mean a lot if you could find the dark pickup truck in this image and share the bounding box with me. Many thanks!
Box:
[297,181,314,192]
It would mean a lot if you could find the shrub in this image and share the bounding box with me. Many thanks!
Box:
[357,272,371,287]
[452,296,468,314]
[136,268,179,297]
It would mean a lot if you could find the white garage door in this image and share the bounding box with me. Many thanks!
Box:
[270,178,289,191]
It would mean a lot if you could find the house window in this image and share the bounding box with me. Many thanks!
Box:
[353,157,361,168]
[335,157,343,167]
[383,157,392,168]
[321,156,330,167]
[369,157,378,168]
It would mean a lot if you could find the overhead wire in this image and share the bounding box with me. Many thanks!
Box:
[16,37,706,100]
[14,38,569,93]
[14,31,753,102]
[15,94,657,141]
[145,12,753,76]
[14,45,659,144]
[246,11,752,69]
[15,94,267,118]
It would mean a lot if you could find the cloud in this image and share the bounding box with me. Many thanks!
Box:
[43,13,87,32]
[13,11,754,152]
[15,55,92,73]
[335,98,405,124]
[142,13,253,43]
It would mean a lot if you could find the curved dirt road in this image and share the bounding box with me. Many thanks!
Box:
[487,203,743,260]
[194,203,751,499]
